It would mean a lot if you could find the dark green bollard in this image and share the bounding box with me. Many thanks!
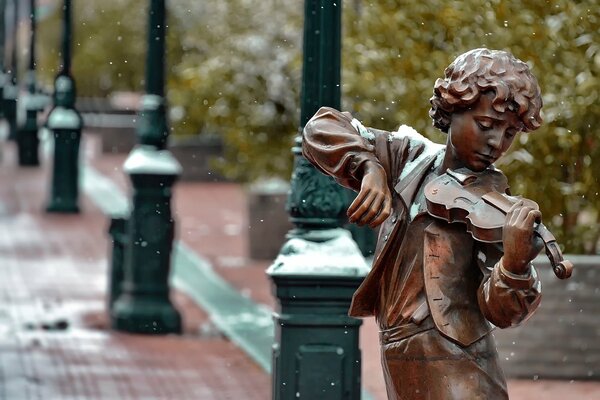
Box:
[3,85,17,139]
[111,146,182,334]
[17,106,40,166]
[46,127,80,211]
[267,229,367,400]
[0,76,4,119]
[46,76,82,213]
[108,216,128,310]
[3,80,17,139]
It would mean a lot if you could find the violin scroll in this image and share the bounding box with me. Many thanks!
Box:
[554,260,574,280]
[544,239,573,279]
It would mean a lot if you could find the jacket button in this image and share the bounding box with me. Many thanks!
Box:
[391,216,397,224]
[383,235,389,241]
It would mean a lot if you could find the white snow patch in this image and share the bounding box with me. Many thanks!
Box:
[388,124,422,142]
[410,202,421,220]
[351,118,374,140]
[123,145,182,175]
[478,251,487,264]
[395,125,445,181]
[268,229,369,276]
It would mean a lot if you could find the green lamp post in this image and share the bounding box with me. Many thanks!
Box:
[0,0,6,117]
[3,0,18,141]
[111,0,182,335]
[16,0,43,166]
[266,1,367,399]
[46,0,82,213]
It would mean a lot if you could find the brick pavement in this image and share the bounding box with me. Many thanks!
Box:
[0,140,269,399]
[2,134,600,399]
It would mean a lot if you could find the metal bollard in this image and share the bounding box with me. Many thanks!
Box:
[16,102,40,166]
[107,216,128,311]
[3,83,17,139]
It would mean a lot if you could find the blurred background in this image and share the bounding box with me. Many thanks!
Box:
[28,0,598,254]
[2,1,598,398]
[21,0,600,254]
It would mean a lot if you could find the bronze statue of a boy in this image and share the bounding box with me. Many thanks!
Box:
[302,48,545,399]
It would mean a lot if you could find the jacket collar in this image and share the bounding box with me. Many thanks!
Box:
[394,148,444,208]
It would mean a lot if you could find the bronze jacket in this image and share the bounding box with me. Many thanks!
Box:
[302,107,542,347]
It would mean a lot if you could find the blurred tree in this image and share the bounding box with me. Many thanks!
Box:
[37,0,185,97]
[167,1,302,182]
[342,1,599,253]
[35,0,599,252]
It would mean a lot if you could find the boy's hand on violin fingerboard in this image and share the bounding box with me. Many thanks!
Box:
[347,162,392,228]
[502,201,543,275]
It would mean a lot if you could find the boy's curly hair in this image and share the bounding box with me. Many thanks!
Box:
[429,48,543,133]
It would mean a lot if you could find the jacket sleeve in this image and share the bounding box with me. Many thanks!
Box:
[302,106,412,192]
[476,242,542,328]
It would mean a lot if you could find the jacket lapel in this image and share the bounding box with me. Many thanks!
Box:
[394,151,442,208]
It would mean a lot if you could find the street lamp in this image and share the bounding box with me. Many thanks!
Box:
[46,0,82,213]
[3,0,18,141]
[267,1,367,399]
[0,0,6,117]
[111,0,182,335]
[16,0,44,166]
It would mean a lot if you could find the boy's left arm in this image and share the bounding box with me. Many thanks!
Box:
[477,201,544,328]
[476,242,542,329]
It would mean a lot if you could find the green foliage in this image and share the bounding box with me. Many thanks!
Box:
[342,1,599,253]
[35,1,599,252]
[167,1,302,182]
[37,0,175,96]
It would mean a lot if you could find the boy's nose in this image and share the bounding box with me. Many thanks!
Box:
[486,130,503,150]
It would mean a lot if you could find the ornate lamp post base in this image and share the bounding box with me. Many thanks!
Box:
[45,126,81,213]
[267,229,367,400]
[111,145,182,335]
[112,295,182,334]
[107,216,128,310]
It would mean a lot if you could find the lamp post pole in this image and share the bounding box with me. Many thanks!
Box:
[46,0,82,213]
[3,0,17,140]
[0,0,6,117]
[111,0,182,334]
[266,1,367,399]
[16,0,41,166]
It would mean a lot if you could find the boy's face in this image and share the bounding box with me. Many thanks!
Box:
[447,91,522,172]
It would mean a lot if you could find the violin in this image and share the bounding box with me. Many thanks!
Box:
[424,168,573,279]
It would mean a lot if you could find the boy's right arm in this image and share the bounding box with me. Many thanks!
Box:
[302,107,405,227]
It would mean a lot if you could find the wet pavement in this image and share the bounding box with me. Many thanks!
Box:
[0,140,269,400]
[1,134,599,399]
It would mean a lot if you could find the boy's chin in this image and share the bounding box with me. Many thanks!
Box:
[466,162,492,172]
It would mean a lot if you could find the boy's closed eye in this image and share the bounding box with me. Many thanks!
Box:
[475,118,494,130]
[505,129,518,139]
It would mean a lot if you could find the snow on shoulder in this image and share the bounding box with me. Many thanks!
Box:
[391,124,445,181]
[351,118,375,140]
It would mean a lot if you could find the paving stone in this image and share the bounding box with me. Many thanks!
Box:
[0,141,269,399]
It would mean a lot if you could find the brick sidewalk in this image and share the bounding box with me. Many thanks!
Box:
[0,141,269,399]
[2,134,600,400]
